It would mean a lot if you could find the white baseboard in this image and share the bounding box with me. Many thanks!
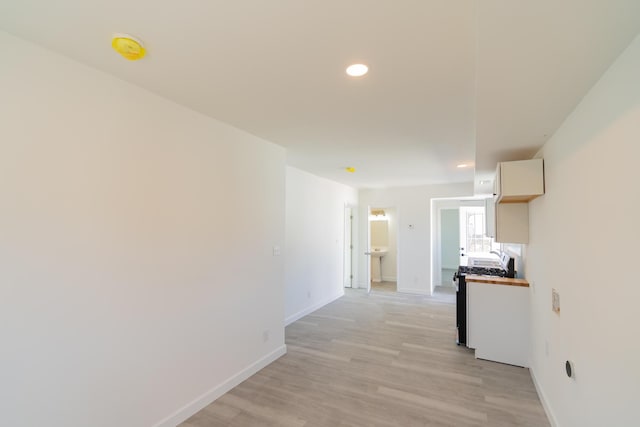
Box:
[397,287,429,295]
[382,275,397,282]
[153,345,287,427]
[284,290,345,326]
[530,367,558,427]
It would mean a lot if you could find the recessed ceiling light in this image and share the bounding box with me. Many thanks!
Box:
[346,64,368,77]
[457,164,468,168]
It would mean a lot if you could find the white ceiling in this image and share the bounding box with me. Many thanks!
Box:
[1,1,639,190]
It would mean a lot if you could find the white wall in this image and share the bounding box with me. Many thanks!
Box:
[284,167,358,325]
[0,32,286,427]
[526,34,640,427]
[358,183,473,294]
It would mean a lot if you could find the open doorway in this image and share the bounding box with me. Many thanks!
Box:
[368,207,398,293]
[432,198,498,294]
[440,207,459,290]
[459,205,497,263]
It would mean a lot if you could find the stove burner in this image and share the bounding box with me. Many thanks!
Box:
[458,266,508,277]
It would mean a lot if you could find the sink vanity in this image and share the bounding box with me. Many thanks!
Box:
[370,247,387,282]
[371,248,388,257]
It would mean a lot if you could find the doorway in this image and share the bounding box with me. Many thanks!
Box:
[368,207,398,293]
[459,205,495,264]
[440,208,460,289]
[432,198,496,293]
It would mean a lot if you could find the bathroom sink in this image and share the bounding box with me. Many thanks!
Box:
[371,249,388,257]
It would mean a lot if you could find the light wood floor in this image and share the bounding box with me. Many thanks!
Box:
[371,281,397,292]
[181,286,550,427]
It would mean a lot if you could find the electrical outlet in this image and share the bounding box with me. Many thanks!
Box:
[307,290,311,299]
[552,289,560,314]
[263,330,269,343]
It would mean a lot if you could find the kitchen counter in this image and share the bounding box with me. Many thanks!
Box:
[465,275,529,287]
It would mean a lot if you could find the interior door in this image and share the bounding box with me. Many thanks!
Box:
[365,207,372,293]
[344,206,352,288]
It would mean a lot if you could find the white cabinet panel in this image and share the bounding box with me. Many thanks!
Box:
[485,199,529,243]
[496,202,529,243]
[496,159,544,203]
[467,282,530,367]
[484,197,495,239]
[489,158,543,243]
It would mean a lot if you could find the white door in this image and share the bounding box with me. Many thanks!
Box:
[365,207,372,293]
[344,207,352,288]
[459,205,489,265]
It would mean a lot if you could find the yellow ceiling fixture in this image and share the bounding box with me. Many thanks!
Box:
[111,34,146,60]
[345,167,356,173]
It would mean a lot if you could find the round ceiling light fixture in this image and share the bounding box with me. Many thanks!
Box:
[457,164,469,168]
[112,33,146,61]
[346,63,369,77]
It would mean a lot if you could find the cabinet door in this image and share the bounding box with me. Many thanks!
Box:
[495,203,528,243]
[499,159,544,202]
[468,282,530,367]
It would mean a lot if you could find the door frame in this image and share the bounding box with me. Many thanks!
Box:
[366,205,400,293]
[431,198,485,294]
[366,206,372,293]
[344,205,353,288]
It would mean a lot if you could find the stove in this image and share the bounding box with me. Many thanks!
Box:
[457,266,509,277]
[453,253,515,345]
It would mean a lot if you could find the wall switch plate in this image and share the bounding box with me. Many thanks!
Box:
[272,246,281,256]
[552,288,560,314]
[263,330,269,343]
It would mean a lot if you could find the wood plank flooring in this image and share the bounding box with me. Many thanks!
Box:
[180,285,550,427]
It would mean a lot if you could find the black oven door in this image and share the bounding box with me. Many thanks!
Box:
[455,272,467,345]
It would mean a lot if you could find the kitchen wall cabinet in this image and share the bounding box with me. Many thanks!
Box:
[486,158,544,243]
[495,158,544,203]
[485,198,529,243]
[496,202,529,243]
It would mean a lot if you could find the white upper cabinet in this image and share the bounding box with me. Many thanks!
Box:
[486,158,545,244]
[495,159,544,203]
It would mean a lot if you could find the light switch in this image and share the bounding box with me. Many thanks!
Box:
[272,246,281,256]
